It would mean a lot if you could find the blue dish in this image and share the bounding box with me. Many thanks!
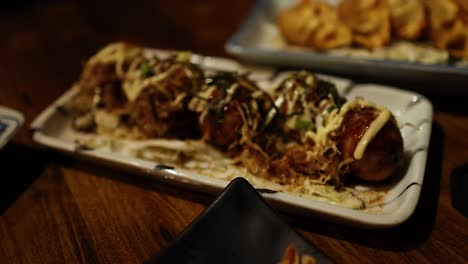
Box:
[0,106,24,149]
[0,121,7,135]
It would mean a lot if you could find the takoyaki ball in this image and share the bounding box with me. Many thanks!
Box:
[272,71,345,141]
[194,73,273,150]
[336,106,404,182]
[131,59,204,138]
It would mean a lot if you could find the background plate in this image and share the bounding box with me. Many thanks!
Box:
[225,0,468,95]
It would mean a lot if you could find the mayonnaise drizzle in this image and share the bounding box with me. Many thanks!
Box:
[304,98,391,161]
[353,108,390,159]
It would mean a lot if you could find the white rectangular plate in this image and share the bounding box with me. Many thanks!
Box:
[225,0,468,95]
[31,50,432,228]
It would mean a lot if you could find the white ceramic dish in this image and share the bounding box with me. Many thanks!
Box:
[226,0,468,95]
[31,50,432,228]
[0,106,24,149]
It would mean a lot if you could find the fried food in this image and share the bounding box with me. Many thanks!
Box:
[275,0,468,61]
[425,0,459,30]
[67,43,205,138]
[277,0,352,50]
[388,0,426,39]
[69,43,405,195]
[258,71,403,184]
[425,0,468,59]
[458,1,468,23]
[433,20,468,59]
[130,57,204,138]
[338,0,391,49]
[335,104,403,182]
[188,73,273,151]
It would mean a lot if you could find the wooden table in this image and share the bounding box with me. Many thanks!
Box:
[1,0,467,263]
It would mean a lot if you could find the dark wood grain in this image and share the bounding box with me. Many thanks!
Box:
[1,0,468,263]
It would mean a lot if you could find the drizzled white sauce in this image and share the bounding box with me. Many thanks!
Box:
[354,108,390,159]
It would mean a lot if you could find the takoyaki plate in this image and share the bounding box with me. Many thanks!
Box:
[32,43,432,228]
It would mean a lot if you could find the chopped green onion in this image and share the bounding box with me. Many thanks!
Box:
[140,62,154,78]
[327,104,338,113]
[294,119,311,130]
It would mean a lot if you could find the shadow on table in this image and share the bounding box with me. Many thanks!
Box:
[288,122,444,252]
[0,143,49,214]
[426,95,468,116]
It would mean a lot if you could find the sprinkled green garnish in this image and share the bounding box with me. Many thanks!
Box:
[140,62,154,78]
[327,104,338,113]
[295,119,311,130]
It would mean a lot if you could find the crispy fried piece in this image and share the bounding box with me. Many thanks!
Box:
[80,42,143,93]
[388,0,426,39]
[277,0,352,50]
[338,0,391,49]
[336,107,403,182]
[425,0,459,30]
[455,0,468,13]
[68,43,144,132]
[434,20,468,58]
[458,2,468,24]
[131,59,204,138]
[426,0,468,59]
[190,73,272,151]
[451,1,468,59]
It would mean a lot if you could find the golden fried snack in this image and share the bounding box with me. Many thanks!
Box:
[424,0,459,30]
[277,0,352,50]
[338,0,391,49]
[426,0,468,59]
[388,0,426,39]
[455,0,468,24]
[434,20,468,59]
[455,0,468,11]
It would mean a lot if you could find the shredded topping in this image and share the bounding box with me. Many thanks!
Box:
[66,42,402,209]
